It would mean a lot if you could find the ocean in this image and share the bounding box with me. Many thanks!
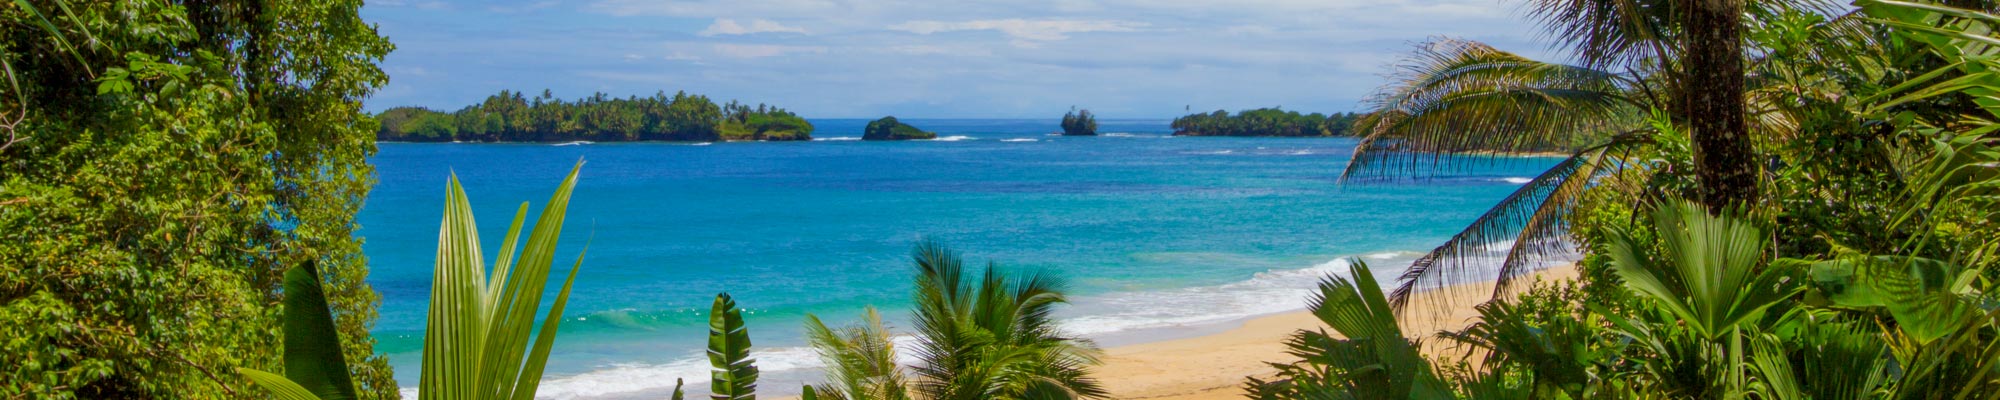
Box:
[359,118,1556,398]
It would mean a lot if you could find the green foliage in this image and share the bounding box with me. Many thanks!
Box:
[863,116,936,140]
[0,0,395,397]
[804,308,908,400]
[905,242,1106,399]
[708,293,758,400]
[416,163,586,400]
[375,92,813,142]
[1170,108,1361,137]
[803,242,1106,400]
[237,263,363,400]
[1060,108,1097,136]
[1246,260,1451,399]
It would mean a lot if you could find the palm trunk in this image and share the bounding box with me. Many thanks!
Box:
[1683,0,1758,211]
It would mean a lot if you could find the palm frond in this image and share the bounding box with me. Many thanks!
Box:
[1388,137,1644,315]
[805,307,908,400]
[418,161,585,400]
[237,263,360,400]
[1605,198,1799,340]
[1343,38,1642,182]
[903,242,1105,400]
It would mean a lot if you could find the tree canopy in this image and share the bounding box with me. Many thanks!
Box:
[1,0,397,398]
[1170,108,1364,137]
[1061,108,1098,136]
[375,90,813,142]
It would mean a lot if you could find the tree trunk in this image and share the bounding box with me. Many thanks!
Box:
[1683,0,1758,212]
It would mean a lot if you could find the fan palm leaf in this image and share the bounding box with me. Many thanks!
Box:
[1247,260,1452,399]
[905,242,1106,400]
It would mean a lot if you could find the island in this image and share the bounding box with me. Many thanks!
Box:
[374,89,813,142]
[1060,108,1098,136]
[863,116,937,140]
[1169,108,1363,137]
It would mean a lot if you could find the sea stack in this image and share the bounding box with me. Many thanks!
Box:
[863,116,938,140]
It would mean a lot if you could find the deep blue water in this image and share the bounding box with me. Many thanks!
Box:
[358,119,1555,398]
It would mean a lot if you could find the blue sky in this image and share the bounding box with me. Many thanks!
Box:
[363,0,1560,118]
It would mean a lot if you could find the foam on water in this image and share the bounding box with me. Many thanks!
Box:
[1499,177,1533,184]
[494,251,1436,399]
[930,135,976,141]
[1001,138,1039,142]
[1057,253,1419,337]
[814,136,862,141]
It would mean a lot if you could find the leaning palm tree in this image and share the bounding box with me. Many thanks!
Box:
[803,242,1107,400]
[1357,0,1845,313]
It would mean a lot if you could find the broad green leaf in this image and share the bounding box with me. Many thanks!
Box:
[239,368,324,400]
[280,263,358,400]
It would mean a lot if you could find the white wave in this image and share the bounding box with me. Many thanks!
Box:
[1284,150,1314,156]
[533,346,824,399]
[1499,177,1534,184]
[1001,138,1039,142]
[690,142,714,146]
[1183,150,1235,155]
[929,135,975,141]
[1057,253,1423,337]
[552,141,593,146]
[814,136,862,141]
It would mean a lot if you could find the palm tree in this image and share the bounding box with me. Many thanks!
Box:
[1354,0,1864,312]
[803,242,1107,400]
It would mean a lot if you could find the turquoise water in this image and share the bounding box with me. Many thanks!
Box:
[359,119,1554,398]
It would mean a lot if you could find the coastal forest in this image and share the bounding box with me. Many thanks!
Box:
[7,0,2000,399]
[1171,108,1365,137]
[375,90,815,142]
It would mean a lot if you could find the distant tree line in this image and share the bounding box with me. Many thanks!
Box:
[1170,108,1364,137]
[1060,108,1098,136]
[376,89,814,142]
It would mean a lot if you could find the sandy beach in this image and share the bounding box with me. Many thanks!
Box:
[1093,264,1579,399]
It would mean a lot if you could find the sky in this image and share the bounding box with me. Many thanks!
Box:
[362,0,1563,118]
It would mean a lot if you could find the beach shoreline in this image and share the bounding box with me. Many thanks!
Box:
[766,263,1578,400]
[1091,263,1578,399]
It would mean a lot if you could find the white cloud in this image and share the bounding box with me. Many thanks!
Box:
[890,19,1144,42]
[699,18,808,36]
[712,44,827,58]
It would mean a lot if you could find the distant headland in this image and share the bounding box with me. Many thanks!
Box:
[374,89,813,142]
[1171,108,1364,137]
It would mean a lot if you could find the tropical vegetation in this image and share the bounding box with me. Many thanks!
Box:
[376,90,813,142]
[864,116,938,140]
[1,0,397,397]
[801,242,1107,400]
[1257,0,2000,398]
[1171,108,1365,137]
[1061,108,1098,136]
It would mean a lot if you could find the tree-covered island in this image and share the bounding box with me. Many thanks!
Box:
[376,89,814,142]
[1170,108,1363,137]
[1061,108,1098,136]
[863,116,938,140]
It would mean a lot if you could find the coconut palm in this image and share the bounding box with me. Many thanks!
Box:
[803,242,1106,400]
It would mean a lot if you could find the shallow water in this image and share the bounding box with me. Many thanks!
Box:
[360,118,1556,398]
